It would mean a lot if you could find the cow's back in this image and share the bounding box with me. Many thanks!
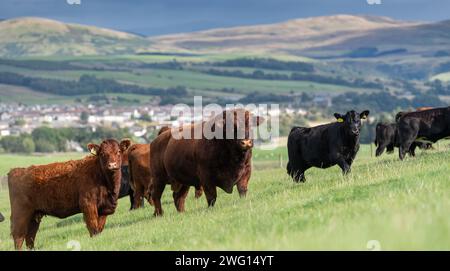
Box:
[399,107,450,141]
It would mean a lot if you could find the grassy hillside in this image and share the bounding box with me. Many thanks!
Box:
[0,17,149,57]
[149,15,419,54]
[0,144,449,250]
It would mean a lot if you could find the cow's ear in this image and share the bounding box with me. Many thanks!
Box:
[87,143,100,156]
[119,139,132,152]
[360,110,370,120]
[334,113,344,123]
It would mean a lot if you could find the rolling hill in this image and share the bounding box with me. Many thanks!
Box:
[2,15,450,58]
[0,17,150,57]
[148,15,423,55]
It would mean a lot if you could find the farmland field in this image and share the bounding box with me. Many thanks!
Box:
[0,143,449,250]
[0,63,366,97]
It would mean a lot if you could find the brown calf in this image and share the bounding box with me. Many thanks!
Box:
[128,126,203,209]
[7,139,131,250]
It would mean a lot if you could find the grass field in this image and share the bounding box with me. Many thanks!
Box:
[0,63,365,97]
[0,144,449,250]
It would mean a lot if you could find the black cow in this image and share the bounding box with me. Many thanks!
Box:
[118,165,135,210]
[397,106,450,160]
[0,212,4,222]
[374,123,420,157]
[287,110,369,182]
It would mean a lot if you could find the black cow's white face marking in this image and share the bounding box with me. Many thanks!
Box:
[334,110,370,136]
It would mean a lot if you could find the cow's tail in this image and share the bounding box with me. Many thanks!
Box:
[374,123,384,147]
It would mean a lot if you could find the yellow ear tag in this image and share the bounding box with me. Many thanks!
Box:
[90,149,97,156]
[337,118,344,123]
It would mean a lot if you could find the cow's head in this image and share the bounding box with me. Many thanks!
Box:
[87,139,132,171]
[213,109,264,150]
[334,110,370,136]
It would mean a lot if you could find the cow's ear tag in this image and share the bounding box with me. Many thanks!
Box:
[90,148,97,156]
[337,118,344,123]
[361,115,367,120]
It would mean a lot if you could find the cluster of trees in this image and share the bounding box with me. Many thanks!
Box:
[204,69,383,89]
[139,60,184,70]
[331,91,445,115]
[0,59,77,71]
[214,58,315,72]
[0,126,131,153]
[238,92,292,104]
[0,72,188,99]
[0,58,130,72]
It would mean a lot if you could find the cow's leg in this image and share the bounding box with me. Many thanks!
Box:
[128,190,135,210]
[399,128,418,160]
[173,184,190,212]
[11,207,34,250]
[145,183,154,206]
[25,213,42,250]
[81,204,100,237]
[375,143,387,157]
[337,157,351,175]
[292,169,306,183]
[132,184,144,209]
[194,186,203,199]
[203,184,217,207]
[408,143,417,157]
[151,180,166,216]
[97,215,107,233]
[400,138,416,160]
[236,170,251,198]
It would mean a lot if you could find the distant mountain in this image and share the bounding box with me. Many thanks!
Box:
[1,15,450,58]
[0,17,150,57]
[148,15,423,55]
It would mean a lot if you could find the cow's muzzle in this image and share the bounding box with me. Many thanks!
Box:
[107,162,120,170]
[240,139,253,150]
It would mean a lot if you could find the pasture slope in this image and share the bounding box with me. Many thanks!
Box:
[0,144,449,250]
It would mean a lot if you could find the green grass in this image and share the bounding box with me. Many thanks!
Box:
[0,145,449,250]
[0,153,85,176]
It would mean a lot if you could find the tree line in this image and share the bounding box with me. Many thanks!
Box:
[0,126,131,153]
[203,69,383,89]
[331,91,445,115]
[0,72,188,98]
[213,58,315,72]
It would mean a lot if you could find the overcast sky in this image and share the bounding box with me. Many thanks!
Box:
[1,0,449,36]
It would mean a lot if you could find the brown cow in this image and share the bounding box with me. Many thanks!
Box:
[128,143,152,209]
[7,139,131,250]
[128,127,203,209]
[150,109,262,216]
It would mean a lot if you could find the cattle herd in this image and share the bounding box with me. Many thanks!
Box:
[3,106,450,250]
